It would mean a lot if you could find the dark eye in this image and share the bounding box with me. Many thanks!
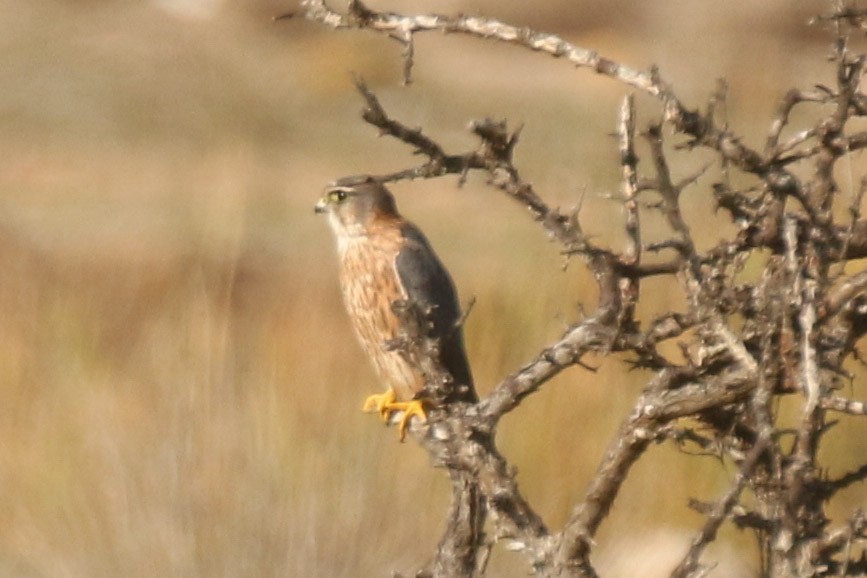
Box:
[329,189,348,203]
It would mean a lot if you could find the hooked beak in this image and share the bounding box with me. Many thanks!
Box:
[314,197,328,214]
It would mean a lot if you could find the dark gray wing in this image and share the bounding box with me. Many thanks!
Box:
[395,223,476,402]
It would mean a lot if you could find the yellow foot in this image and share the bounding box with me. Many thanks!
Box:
[362,389,427,442]
[362,388,398,421]
[390,399,427,442]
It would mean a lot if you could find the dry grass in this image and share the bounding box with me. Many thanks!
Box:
[0,1,864,577]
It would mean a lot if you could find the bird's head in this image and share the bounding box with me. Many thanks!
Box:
[314,176,399,236]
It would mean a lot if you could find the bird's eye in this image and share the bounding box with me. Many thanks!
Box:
[329,189,348,203]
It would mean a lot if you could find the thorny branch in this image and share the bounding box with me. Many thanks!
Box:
[295,1,867,577]
[670,434,771,578]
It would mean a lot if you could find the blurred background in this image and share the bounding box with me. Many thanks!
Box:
[1,0,864,576]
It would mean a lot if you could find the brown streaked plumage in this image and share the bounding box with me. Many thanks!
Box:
[315,175,475,440]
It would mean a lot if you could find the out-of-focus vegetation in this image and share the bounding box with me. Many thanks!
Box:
[0,1,862,576]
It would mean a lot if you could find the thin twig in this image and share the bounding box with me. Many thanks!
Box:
[670,434,770,578]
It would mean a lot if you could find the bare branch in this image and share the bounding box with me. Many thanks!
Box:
[556,363,756,571]
[821,395,867,415]
[824,268,867,318]
[766,88,832,156]
[299,0,800,189]
[671,434,770,578]
[645,124,700,275]
[387,298,550,576]
[619,94,641,266]
[302,0,666,95]
[300,3,867,575]
[479,309,619,420]
[420,469,487,578]
[821,464,867,499]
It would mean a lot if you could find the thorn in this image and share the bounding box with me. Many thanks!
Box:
[455,297,477,330]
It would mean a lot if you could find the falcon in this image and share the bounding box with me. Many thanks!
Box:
[314,175,476,440]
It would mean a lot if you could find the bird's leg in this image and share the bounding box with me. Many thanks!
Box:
[362,389,428,442]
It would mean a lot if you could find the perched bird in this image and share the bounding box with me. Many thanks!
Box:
[315,175,476,440]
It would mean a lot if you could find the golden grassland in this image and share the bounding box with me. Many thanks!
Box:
[1,1,864,576]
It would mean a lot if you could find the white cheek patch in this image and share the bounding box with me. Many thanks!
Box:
[330,209,367,243]
[327,211,343,234]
